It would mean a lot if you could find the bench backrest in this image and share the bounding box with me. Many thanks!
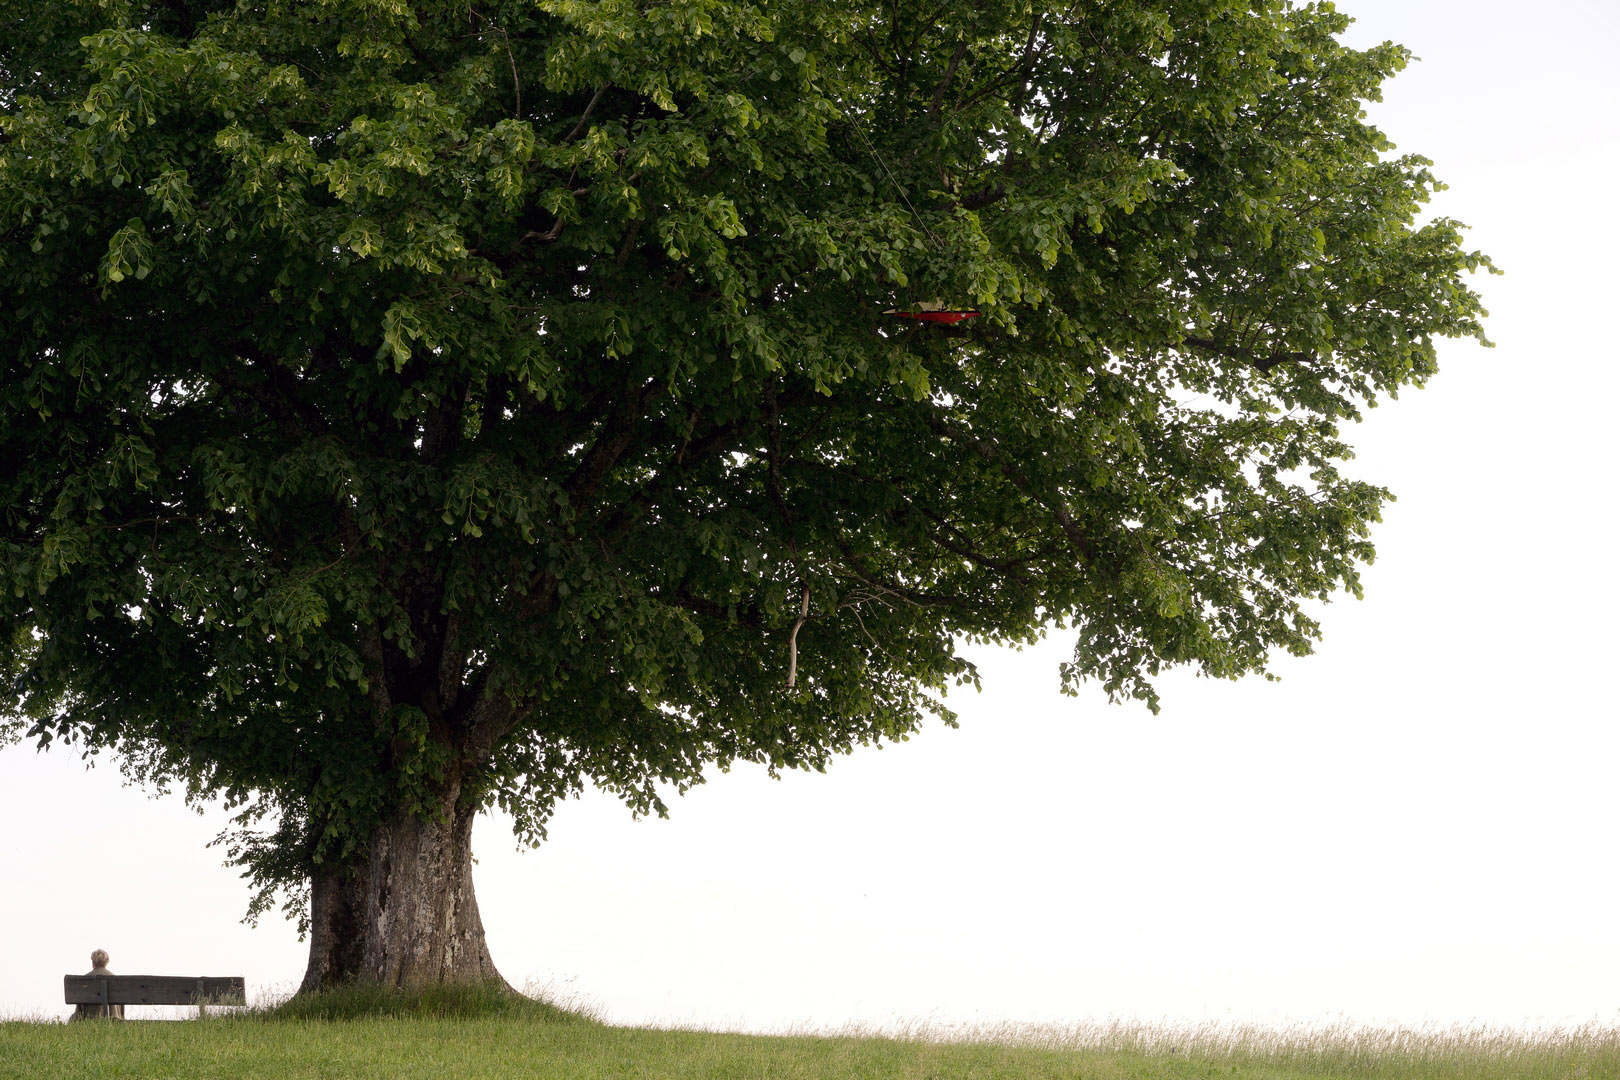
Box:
[64,975,246,1007]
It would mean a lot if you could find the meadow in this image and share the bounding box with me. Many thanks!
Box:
[1,985,1615,1080]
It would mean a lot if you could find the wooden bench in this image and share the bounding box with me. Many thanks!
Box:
[64,974,246,1018]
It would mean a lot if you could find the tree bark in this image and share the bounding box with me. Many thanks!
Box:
[359,797,512,990]
[299,864,370,993]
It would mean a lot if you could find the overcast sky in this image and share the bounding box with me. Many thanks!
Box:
[4,0,1616,1031]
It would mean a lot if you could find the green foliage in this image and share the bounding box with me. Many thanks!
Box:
[1,0,1492,915]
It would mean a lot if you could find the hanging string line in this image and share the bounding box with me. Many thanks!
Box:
[839,102,940,249]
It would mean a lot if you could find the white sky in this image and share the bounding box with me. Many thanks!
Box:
[4,0,1617,1031]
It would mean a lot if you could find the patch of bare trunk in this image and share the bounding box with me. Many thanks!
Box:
[360,798,511,991]
[299,865,369,993]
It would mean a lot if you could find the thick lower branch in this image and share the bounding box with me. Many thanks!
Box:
[1181,334,1316,372]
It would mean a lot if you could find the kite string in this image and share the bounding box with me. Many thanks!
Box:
[841,103,940,250]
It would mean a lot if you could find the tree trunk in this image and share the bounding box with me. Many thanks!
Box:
[299,864,370,993]
[359,796,511,990]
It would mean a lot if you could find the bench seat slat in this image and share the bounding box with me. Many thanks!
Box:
[64,975,245,1006]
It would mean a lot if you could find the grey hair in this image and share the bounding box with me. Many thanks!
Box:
[90,949,110,969]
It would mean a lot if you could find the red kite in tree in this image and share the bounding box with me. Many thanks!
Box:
[884,300,980,324]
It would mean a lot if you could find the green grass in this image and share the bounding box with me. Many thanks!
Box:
[255,980,583,1023]
[3,990,1615,1079]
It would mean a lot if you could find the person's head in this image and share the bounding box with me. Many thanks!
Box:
[90,949,109,969]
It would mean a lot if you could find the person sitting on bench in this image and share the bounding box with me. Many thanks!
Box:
[71,949,125,1021]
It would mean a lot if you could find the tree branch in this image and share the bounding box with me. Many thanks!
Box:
[500,25,521,118]
[653,585,766,629]
[214,343,332,439]
[564,84,610,144]
[956,183,1008,211]
[460,691,515,765]
[1181,334,1316,372]
[954,10,1045,115]
[829,526,963,610]
[914,412,1096,564]
[596,406,768,547]
[918,515,1036,580]
[784,584,811,690]
[563,380,653,506]
[928,40,970,116]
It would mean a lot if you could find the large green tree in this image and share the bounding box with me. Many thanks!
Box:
[1,0,1490,990]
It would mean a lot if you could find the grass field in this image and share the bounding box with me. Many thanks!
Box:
[2,986,1614,1079]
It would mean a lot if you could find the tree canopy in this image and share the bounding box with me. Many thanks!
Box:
[1,0,1490,985]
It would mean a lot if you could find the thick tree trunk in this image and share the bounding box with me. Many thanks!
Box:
[299,864,369,993]
[359,797,511,990]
